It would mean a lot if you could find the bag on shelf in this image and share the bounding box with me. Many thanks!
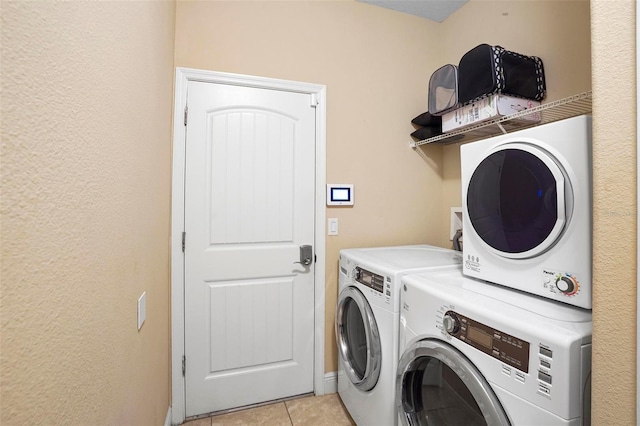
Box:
[410,111,442,141]
[411,127,442,141]
[457,44,546,105]
[428,64,460,116]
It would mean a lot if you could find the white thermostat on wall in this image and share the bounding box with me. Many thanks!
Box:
[327,184,354,206]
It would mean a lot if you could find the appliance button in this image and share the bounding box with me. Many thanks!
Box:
[537,385,551,398]
[502,365,512,376]
[539,346,553,358]
[538,370,552,385]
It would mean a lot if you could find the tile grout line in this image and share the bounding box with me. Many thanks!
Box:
[284,401,294,426]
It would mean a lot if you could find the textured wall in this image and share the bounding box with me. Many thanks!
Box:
[175,0,444,373]
[0,2,175,424]
[591,1,637,424]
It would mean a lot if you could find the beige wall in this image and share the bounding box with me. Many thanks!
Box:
[1,1,636,424]
[437,0,592,246]
[175,0,445,373]
[0,2,175,425]
[591,1,637,424]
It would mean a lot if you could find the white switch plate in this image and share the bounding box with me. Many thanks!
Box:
[328,218,339,236]
[137,292,146,330]
[450,207,463,240]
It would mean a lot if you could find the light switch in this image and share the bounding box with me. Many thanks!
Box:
[328,218,339,236]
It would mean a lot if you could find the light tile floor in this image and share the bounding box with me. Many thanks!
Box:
[182,393,355,426]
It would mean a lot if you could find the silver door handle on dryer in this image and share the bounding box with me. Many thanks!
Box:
[294,245,313,266]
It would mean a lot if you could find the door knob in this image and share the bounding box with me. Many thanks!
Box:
[294,245,313,266]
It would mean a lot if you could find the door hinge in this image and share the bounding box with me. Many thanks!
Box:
[310,93,319,108]
[182,356,186,376]
[182,231,186,253]
[184,105,188,126]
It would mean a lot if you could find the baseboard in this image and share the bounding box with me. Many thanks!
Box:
[164,406,172,426]
[324,371,337,394]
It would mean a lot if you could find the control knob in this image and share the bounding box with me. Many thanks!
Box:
[443,312,460,335]
[555,275,579,296]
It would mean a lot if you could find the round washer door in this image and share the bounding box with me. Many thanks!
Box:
[335,286,382,391]
[466,142,571,259]
[396,339,510,426]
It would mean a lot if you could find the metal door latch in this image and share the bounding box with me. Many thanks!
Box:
[294,245,313,266]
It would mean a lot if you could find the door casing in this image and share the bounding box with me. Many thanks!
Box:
[170,67,327,424]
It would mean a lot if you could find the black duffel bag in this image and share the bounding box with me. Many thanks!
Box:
[457,44,546,105]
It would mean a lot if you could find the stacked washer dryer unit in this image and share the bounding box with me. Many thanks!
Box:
[396,268,593,425]
[460,115,593,310]
[393,116,594,426]
[335,245,462,426]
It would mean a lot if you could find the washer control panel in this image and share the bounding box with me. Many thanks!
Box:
[355,266,384,294]
[443,310,530,373]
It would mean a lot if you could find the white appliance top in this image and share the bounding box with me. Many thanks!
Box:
[340,245,462,274]
[403,267,592,324]
[339,245,462,313]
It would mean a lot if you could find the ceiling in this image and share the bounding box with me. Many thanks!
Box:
[357,0,469,23]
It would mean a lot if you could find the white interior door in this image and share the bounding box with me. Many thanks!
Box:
[183,80,316,417]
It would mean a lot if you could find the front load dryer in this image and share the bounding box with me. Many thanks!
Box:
[396,267,592,425]
[461,115,592,309]
[336,245,462,426]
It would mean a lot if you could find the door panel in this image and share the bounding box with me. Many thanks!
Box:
[184,81,316,416]
[208,110,295,244]
[397,340,510,425]
[336,286,382,391]
[466,143,567,258]
[208,277,293,372]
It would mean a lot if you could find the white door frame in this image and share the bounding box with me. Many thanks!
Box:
[170,67,326,424]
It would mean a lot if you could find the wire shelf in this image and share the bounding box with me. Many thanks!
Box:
[410,91,592,147]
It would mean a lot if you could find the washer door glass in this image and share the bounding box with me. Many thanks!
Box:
[396,339,510,426]
[335,286,382,391]
[466,144,568,258]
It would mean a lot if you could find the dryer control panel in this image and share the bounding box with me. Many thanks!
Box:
[443,310,530,373]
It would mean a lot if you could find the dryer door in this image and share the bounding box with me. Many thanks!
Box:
[396,339,510,426]
[335,286,382,391]
[466,143,571,259]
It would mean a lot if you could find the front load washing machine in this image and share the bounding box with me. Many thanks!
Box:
[461,115,592,309]
[396,267,592,425]
[335,245,462,425]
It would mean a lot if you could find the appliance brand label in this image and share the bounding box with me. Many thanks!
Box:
[465,254,481,272]
[542,269,558,293]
